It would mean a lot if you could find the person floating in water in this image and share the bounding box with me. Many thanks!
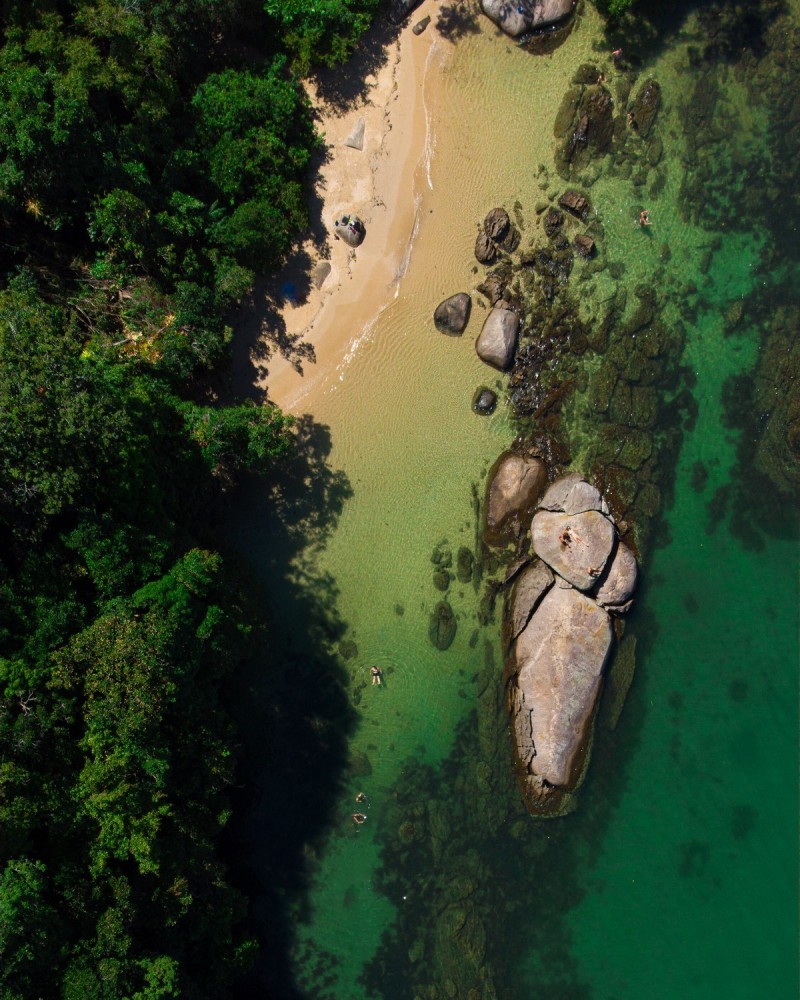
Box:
[352,812,367,825]
[355,792,367,803]
[370,665,382,685]
[639,209,652,226]
[611,48,623,63]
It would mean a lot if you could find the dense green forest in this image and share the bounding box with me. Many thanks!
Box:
[0,1,378,996]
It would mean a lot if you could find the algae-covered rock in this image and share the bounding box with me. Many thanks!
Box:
[433,569,452,592]
[456,546,475,583]
[484,451,547,546]
[429,601,457,650]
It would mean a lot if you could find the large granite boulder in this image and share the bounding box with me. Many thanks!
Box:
[503,473,639,815]
[504,559,554,647]
[485,452,547,545]
[434,293,471,335]
[595,541,638,608]
[532,509,615,591]
[481,0,575,38]
[476,307,519,370]
[508,586,613,794]
[538,472,609,515]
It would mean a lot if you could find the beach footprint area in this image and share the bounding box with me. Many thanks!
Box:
[227,2,799,998]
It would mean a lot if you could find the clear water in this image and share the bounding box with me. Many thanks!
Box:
[228,2,799,997]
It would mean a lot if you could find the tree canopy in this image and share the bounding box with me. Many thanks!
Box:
[0,0,379,993]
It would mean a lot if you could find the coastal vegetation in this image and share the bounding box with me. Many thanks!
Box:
[0,0,380,995]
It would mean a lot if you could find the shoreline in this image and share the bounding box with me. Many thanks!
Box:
[233,11,442,414]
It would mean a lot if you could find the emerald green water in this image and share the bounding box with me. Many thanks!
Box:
[228,3,799,997]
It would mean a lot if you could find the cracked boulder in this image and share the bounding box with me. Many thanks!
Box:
[507,586,613,799]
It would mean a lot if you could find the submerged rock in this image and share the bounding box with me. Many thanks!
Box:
[630,78,661,138]
[434,292,472,335]
[476,307,520,370]
[429,601,457,650]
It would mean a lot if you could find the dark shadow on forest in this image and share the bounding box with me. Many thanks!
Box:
[220,415,357,998]
[309,14,402,113]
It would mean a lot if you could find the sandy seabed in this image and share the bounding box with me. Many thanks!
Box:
[236,9,443,413]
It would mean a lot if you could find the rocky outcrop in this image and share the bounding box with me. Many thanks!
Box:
[574,234,595,258]
[434,293,471,335]
[504,474,639,814]
[476,307,520,370]
[481,0,575,38]
[484,452,547,546]
[484,207,510,242]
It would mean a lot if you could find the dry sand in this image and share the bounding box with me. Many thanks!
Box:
[233,8,443,413]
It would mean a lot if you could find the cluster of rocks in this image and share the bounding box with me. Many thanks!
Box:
[432,198,600,418]
[554,61,664,197]
[427,540,477,651]
[500,473,638,814]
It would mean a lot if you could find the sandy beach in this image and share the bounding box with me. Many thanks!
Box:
[234,8,442,413]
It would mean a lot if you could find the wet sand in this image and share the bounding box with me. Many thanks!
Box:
[237,13,441,412]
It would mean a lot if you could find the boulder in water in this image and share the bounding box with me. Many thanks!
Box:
[484,451,547,545]
[484,207,510,242]
[481,0,575,38]
[476,307,519,370]
[472,386,498,415]
[475,230,497,264]
[434,292,472,335]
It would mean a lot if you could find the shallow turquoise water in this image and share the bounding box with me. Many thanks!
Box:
[229,2,799,996]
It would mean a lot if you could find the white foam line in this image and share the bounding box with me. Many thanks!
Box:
[422,37,439,192]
